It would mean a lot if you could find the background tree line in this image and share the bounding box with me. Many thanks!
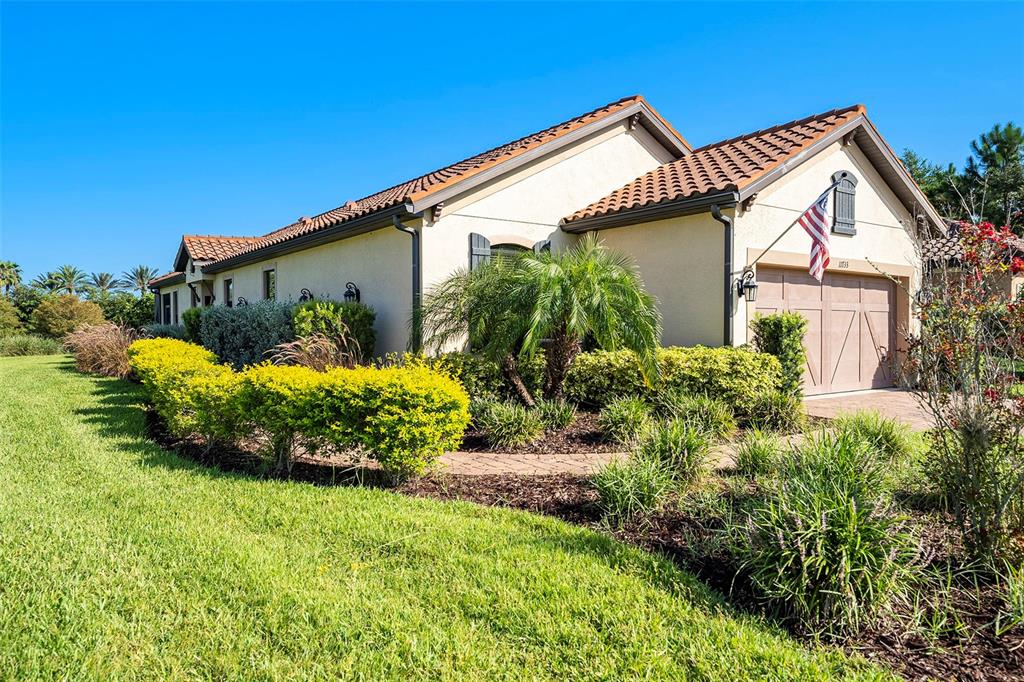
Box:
[902,121,1023,232]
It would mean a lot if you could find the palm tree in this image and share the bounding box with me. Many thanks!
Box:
[422,233,661,403]
[50,265,89,295]
[88,272,119,294]
[121,265,159,295]
[0,260,21,295]
[30,272,59,294]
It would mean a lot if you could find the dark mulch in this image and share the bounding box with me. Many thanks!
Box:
[401,472,1024,682]
[459,410,620,454]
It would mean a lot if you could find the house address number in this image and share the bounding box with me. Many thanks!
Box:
[835,260,850,269]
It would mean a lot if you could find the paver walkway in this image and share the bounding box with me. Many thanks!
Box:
[804,388,934,431]
[438,389,933,477]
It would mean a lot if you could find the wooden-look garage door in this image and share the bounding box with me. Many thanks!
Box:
[755,268,895,395]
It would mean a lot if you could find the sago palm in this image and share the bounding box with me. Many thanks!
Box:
[422,233,661,402]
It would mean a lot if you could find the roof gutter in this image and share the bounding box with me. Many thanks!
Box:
[202,204,412,274]
[710,204,734,347]
[561,190,738,233]
[393,216,422,352]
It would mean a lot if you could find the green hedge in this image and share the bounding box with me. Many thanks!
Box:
[750,312,808,397]
[384,351,545,403]
[292,300,376,361]
[128,339,469,477]
[564,346,783,411]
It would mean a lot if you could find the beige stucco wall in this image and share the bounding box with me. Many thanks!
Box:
[597,212,728,347]
[731,139,921,345]
[421,122,677,292]
[155,282,191,325]
[204,224,420,355]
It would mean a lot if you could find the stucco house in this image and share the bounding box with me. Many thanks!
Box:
[149,95,945,395]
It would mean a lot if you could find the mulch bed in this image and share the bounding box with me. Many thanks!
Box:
[401,472,1024,682]
[145,410,1023,681]
[459,410,621,454]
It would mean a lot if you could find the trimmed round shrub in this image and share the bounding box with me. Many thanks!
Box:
[565,346,782,409]
[734,429,782,478]
[746,390,806,433]
[634,420,710,488]
[592,456,675,524]
[182,307,203,342]
[30,295,104,338]
[598,396,652,445]
[536,398,576,430]
[733,430,917,637]
[293,300,376,362]
[199,301,295,369]
[475,400,544,448]
[653,390,737,440]
[383,351,545,404]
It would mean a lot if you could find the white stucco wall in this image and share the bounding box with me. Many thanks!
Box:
[421,122,677,291]
[154,282,190,325]
[597,212,728,347]
[731,140,921,344]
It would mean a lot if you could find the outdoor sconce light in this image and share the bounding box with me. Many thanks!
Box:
[235,297,248,307]
[736,268,758,303]
[299,288,314,302]
[344,282,361,303]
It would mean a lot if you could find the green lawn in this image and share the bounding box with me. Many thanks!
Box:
[0,356,890,680]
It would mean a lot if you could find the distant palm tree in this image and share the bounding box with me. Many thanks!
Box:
[49,265,89,295]
[30,272,59,294]
[89,272,120,294]
[121,265,159,295]
[0,260,22,294]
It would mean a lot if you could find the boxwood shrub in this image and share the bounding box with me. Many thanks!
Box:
[127,338,470,477]
[565,346,782,411]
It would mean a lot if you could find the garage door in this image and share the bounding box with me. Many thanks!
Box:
[754,268,895,395]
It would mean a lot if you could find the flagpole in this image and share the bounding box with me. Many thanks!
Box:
[740,179,841,274]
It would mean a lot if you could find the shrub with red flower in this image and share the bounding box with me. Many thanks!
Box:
[905,221,1024,560]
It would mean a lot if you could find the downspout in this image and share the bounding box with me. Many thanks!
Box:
[710,204,734,347]
[392,216,422,352]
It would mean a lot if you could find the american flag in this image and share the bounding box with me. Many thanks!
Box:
[798,189,831,281]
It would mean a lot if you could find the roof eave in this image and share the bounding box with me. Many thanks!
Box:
[409,101,691,214]
[560,191,740,233]
[202,203,415,274]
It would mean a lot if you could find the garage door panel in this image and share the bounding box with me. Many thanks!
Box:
[754,267,895,395]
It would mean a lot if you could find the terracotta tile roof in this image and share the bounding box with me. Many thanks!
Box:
[206,95,661,267]
[183,235,262,261]
[148,271,184,287]
[923,233,1024,260]
[563,105,866,224]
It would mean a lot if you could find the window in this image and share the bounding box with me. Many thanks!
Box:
[831,170,857,235]
[223,278,234,307]
[263,269,276,300]
[161,293,172,325]
[172,291,179,324]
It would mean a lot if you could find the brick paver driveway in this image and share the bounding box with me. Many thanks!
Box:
[804,388,933,430]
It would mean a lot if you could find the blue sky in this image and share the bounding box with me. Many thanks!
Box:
[2,1,1022,281]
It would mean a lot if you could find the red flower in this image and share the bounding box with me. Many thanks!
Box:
[984,388,1000,402]
[1012,257,1024,275]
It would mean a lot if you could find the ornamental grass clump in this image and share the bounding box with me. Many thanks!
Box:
[733,430,918,638]
[592,456,675,525]
[475,400,545,448]
[652,390,736,440]
[734,429,782,479]
[832,410,925,462]
[633,420,711,488]
[535,398,576,430]
[598,396,652,445]
[0,333,61,356]
[745,390,806,433]
[64,323,141,379]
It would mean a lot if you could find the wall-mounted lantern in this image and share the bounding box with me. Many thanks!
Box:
[344,282,361,303]
[235,297,249,307]
[299,288,314,303]
[736,268,758,303]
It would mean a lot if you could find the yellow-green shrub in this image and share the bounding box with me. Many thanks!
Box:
[127,338,470,477]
